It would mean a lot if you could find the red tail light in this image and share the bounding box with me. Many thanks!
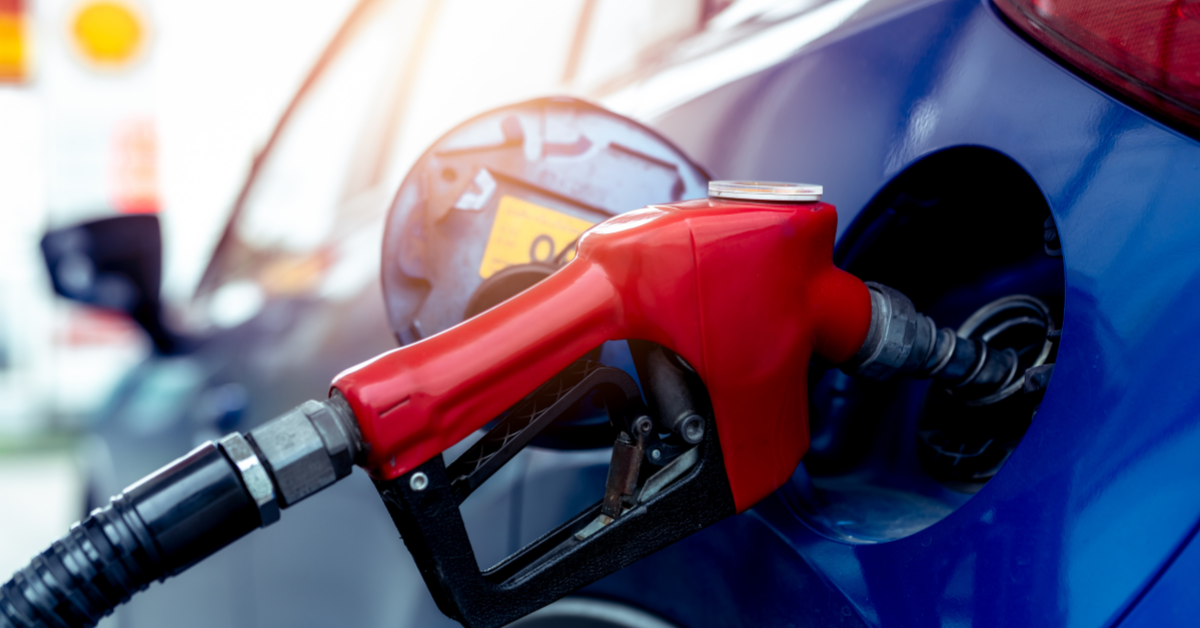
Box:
[994,0,1200,136]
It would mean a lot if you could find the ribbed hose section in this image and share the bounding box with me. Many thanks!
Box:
[0,439,268,628]
[0,397,363,628]
[0,496,161,628]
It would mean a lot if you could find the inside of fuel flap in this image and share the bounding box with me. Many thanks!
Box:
[785,146,1063,543]
[380,97,710,451]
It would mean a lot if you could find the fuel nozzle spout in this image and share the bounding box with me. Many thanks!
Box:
[842,282,1021,404]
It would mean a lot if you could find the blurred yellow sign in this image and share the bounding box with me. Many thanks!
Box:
[0,0,27,82]
[71,1,146,68]
[479,196,596,279]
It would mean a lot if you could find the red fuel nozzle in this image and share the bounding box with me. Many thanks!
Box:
[1,182,1035,628]
[333,194,872,512]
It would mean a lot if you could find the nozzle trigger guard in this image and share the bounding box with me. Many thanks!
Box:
[372,359,736,628]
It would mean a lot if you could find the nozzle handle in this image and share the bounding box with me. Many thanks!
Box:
[335,199,872,511]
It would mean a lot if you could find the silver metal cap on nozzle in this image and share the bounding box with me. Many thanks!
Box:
[708,180,823,202]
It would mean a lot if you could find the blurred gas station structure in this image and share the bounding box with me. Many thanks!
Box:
[0,0,722,595]
[0,0,359,431]
[0,0,364,578]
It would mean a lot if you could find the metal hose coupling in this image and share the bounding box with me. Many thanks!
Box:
[0,394,363,628]
[842,282,1021,405]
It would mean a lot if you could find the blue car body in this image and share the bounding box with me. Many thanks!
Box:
[552,0,1200,625]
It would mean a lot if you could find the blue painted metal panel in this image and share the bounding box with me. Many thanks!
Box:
[574,0,1200,625]
[1115,524,1200,627]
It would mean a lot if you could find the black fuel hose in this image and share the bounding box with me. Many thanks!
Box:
[0,396,362,628]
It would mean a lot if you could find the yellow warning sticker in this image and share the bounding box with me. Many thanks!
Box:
[479,195,596,279]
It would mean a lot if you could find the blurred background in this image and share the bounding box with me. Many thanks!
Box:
[0,0,741,613]
[0,0,362,577]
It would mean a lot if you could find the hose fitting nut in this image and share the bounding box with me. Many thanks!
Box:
[248,408,336,508]
[246,397,363,509]
[218,432,280,527]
